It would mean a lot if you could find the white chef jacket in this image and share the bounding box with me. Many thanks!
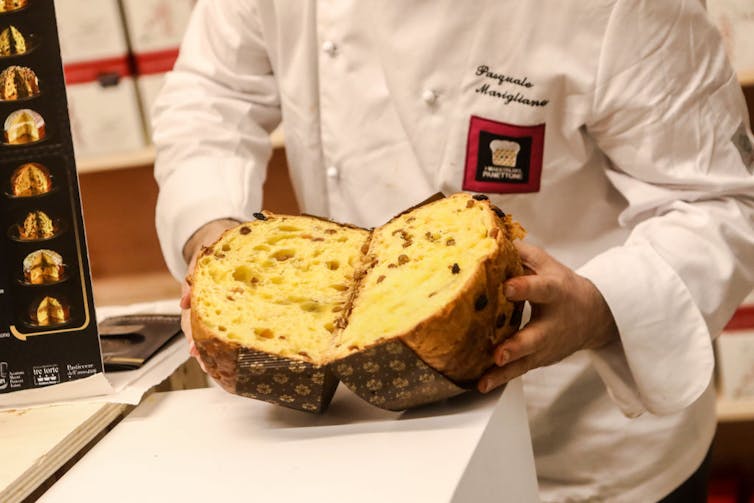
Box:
[152,1,754,501]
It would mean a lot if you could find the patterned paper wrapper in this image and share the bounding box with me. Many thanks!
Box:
[234,350,339,414]
[331,340,467,411]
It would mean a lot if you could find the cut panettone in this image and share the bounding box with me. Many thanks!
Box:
[0,25,27,57]
[191,193,525,412]
[18,210,57,240]
[190,216,369,409]
[10,162,53,197]
[0,65,40,101]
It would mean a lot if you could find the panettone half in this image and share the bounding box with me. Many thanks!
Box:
[190,193,525,412]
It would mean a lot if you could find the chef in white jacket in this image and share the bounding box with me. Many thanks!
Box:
[153,1,754,501]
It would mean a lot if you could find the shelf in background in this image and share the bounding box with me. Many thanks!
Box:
[717,397,754,423]
[740,69,754,88]
[92,271,181,308]
[76,126,285,174]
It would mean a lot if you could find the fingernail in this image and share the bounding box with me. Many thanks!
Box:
[504,284,515,298]
[497,350,510,366]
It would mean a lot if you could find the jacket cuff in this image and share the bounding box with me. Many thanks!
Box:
[155,156,259,280]
[577,244,715,416]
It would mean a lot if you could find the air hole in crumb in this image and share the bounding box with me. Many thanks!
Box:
[398,254,410,265]
[330,284,348,291]
[272,249,295,261]
[279,225,301,232]
[222,244,232,251]
[254,245,271,252]
[300,302,321,312]
[326,260,340,270]
[218,325,227,332]
[254,328,274,339]
[324,323,335,333]
[233,265,254,282]
[446,238,456,246]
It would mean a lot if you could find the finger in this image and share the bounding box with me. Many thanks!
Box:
[504,274,561,304]
[180,290,191,310]
[478,356,535,393]
[514,241,554,272]
[493,322,546,366]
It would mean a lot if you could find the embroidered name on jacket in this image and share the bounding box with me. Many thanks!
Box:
[475,65,549,108]
[463,116,545,194]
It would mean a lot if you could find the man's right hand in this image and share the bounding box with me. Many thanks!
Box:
[180,218,240,371]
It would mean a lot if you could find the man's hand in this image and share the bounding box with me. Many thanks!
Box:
[478,241,619,393]
[180,218,240,371]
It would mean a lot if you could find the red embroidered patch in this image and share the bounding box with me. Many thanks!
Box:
[463,115,545,194]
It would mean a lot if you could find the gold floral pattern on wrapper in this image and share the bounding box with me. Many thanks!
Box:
[332,340,467,412]
[234,349,339,414]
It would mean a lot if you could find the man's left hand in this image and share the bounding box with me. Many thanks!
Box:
[478,241,619,393]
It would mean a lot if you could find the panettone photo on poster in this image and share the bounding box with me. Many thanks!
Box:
[190,193,527,413]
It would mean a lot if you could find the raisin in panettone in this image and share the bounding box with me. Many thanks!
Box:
[190,193,525,412]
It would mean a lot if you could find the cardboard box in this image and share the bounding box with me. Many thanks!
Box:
[716,304,754,399]
[119,0,195,138]
[0,0,103,400]
[54,0,146,157]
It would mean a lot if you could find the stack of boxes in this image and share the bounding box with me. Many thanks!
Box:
[716,292,754,401]
[707,0,754,77]
[54,0,194,159]
[119,0,195,138]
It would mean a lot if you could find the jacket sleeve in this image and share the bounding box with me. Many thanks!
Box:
[152,0,281,280]
[580,0,754,417]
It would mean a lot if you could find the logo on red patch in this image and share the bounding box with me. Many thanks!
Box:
[463,115,545,194]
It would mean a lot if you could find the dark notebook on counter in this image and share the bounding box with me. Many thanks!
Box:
[98,314,182,371]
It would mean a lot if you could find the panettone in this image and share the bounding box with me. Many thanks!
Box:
[0,25,26,57]
[0,65,39,101]
[10,162,52,197]
[0,0,27,13]
[191,193,525,412]
[32,296,69,326]
[23,249,64,285]
[4,108,45,144]
[17,210,56,240]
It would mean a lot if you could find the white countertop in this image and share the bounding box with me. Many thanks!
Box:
[41,380,539,503]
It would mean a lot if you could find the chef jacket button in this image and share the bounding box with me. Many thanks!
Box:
[422,89,438,105]
[322,40,337,56]
[326,165,339,179]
